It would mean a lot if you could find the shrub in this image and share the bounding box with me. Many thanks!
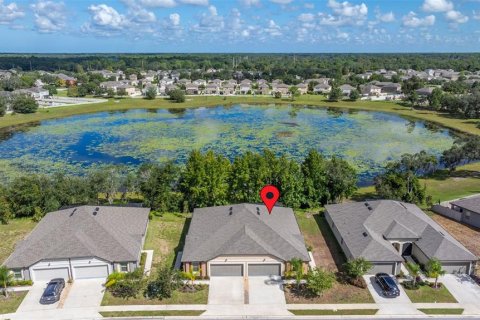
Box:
[343,257,372,280]
[11,94,38,114]
[144,266,181,300]
[306,268,336,296]
[168,89,185,103]
[8,280,33,287]
[109,279,142,299]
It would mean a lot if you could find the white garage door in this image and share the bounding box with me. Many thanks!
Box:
[210,264,243,276]
[248,264,281,276]
[74,265,109,279]
[370,263,396,275]
[33,267,70,281]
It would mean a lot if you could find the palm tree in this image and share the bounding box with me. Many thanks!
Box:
[406,262,421,287]
[0,266,13,298]
[290,258,304,289]
[343,257,372,280]
[426,258,445,288]
[182,266,197,288]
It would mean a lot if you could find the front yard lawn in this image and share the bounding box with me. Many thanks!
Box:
[402,284,457,303]
[101,286,208,306]
[285,281,374,304]
[0,291,28,315]
[100,310,205,317]
[418,308,464,315]
[0,218,37,263]
[289,309,378,316]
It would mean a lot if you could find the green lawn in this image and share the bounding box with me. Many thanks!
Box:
[402,284,457,303]
[101,287,208,306]
[143,212,190,275]
[0,291,28,315]
[354,162,480,206]
[0,218,37,264]
[2,95,480,135]
[289,309,378,315]
[99,310,205,317]
[418,308,464,315]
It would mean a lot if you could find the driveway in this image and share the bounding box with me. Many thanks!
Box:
[62,279,105,309]
[208,277,244,305]
[364,275,421,315]
[248,276,286,305]
[16,281,61,312]
[441,274,480,314]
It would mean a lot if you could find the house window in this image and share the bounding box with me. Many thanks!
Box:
[465,211,471,220]
[12,269,22,280]
[192,262,200,272]
[119,263,129,273]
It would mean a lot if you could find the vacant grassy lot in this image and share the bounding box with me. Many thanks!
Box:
[2,95,479,135]
[289,309,378,316]
[0,291,28,315]
[402,284,457,303]
[0,218,37,264]
[101,286,208,306]
[354,162,480,207]
[418,308,464,315]
[143,212,190,275]
[99,310,205,317]
[292,211,374,304]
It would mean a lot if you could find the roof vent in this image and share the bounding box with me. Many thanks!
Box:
[364,202,369,206]
[256,207,260,215]
[95,207,100,211]
[367,206,372,210]
[362,232,368,237]
[229,207,233,216]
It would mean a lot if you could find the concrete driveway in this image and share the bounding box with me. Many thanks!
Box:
[364,275,421,315]
[208,277,244,305]
[441,274,480,315]
[62,279,105,309]
[16,282,62,312]
[248,276,286,305]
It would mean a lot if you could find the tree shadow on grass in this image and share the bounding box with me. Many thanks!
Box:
[313,213,346,272]
[171,216,191,269]
[427,169,480,181]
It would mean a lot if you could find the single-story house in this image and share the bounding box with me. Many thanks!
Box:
[181,204,310,277]
[56,73,77,86]
[325,200,477,275]
[186,84,199,95]
[450,196,480,228]
[313,84,331,94]
[416,87,434,96]
[4,205,150,282]
[339,84,355,96]
[296,83,308,95]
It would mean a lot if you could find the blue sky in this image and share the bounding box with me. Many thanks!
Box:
[0,0,479,52]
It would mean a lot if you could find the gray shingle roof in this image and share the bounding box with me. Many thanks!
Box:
[451,195,480,214]
[181,204,310,262]
[325,200,477,263]
[4,206,150,268]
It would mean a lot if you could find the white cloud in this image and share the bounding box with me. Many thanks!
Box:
[270,0,292,4]
[337,31,349,40]
[136,0,177,7]
[130,8,156,23]
[445,10,469,24]
[304,3,314,9]
[327,0,368,18]
[402,11,435,27]
[191,5,224,33]
[264,19,282,36]
[179,0,209,5]
[377,11,395,22]
[298,13,314,22]
[474,10,480,20]
[0,0,24,24]
[31,1,66,33]
[240,0,260,7]
[169,13,180,26]
[422,0,453,12]
[82,4,130,36]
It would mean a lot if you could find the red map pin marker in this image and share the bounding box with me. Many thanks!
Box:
[260,185,280,214]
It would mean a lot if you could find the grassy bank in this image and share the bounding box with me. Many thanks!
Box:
[0,218,37,263]
[0,291,28,315]
[1,95,479,135]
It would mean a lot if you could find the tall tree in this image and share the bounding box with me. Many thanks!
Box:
[301,150,328,207]
[11,94,38,114]
[325,157,357,203]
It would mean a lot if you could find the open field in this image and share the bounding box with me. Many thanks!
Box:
[0,291,28,315]
[0,218,37,264]
[1,95,479,135]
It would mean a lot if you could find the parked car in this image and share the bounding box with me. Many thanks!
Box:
[40,278,65,304]
[375,273,400,297]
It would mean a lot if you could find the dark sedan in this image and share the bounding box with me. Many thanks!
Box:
[40,278,65,304]
[375,273,400,298]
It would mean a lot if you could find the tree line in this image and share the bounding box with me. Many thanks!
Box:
[0,149,358,224]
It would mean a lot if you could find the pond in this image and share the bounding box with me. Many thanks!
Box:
[0,104,456,185]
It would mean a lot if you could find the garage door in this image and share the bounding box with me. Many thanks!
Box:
[74,265,109,279]
[442,262,469,274]
[210,264,243,276]
[33,268,70,281]
[248,264,281,276]
[370,263,396,275]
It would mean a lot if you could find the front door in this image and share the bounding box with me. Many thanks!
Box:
[402,243,413,256]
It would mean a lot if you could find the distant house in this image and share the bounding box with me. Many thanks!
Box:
[177,79,191,85]
[339,84,355,96]
[273,83,290,95]
[13,87,49,100]
[185,84,199,95]
[221,84,235,95]
[192,79,206,86]
[361,84,382,96]
[313,84,331,94]
[450,196,480,228]
[56,73,77,86]
[239,83,251,94]
[415,87,434,96]
[296,83,308,95]
[205,84,219,95]
[181,204,310,277]
[4,206,150,281]
[257,84,271,95]
[326,200,477,275]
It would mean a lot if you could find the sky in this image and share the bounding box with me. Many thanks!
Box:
[0,0,479,53]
